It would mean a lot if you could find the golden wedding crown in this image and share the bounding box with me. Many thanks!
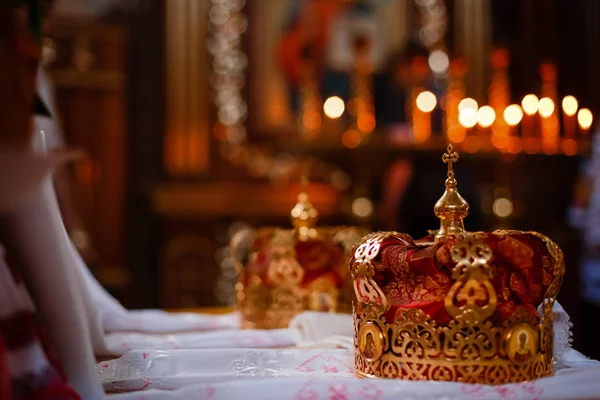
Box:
[231,180,363,329]
[350,145,564,384]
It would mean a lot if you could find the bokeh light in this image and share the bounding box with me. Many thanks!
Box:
[323,96,345,119]
[351,197,374,218]
[416,91,437,112]
[458,98,478,113]
[476,105,496,128]
[562,95,578,117]
[503,104,523,126]
[342,129,362,148]
[521,94,539,116]
[493,198,513,218]
[458,108,477,128]
[428,50,450,74]
[538,97,555,118]
[578,108,593,130]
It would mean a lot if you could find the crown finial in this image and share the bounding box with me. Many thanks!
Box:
[291,175,318,240]
[434,144,470,242]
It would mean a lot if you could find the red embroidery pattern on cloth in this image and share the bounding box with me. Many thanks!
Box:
[139,377,152,391]
[296,354,353,373]
[294,380,382,400]
[205,384,216,400]
[329,383,348,400]
[357,383,382,400]
[296,380,319,400]
[460,382,544,399]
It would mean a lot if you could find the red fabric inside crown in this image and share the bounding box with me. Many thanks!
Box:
[365,233,554,325]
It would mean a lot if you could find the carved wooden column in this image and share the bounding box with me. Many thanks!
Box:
[453,0,492,103]
[164,0,211,175]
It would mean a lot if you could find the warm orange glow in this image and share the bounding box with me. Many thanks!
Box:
[416,91,437,112]
[323,96,345,119]
[578,108,593,130]
[523,138,541,154]
[562,96,578,117]
[477,106,496,128]
[447,124,467,143]
[303,111,321,131]
[357,114,375,133]
[503,104,523,126]
[521,94,539,116]
[542,139,559,155]
[562,138,578,155]
[463,137,482,153]
[458,108,477,128]
[507,137,522,154]
[342,129,362,148]
[491,135,509,150]
[458,98,478,113]
[538,97,555,118]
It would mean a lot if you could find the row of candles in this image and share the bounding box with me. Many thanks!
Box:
[319,91,594,153]
[414,91,594,154]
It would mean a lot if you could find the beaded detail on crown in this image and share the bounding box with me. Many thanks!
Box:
[350,145,565,384]
[231,187,363,329]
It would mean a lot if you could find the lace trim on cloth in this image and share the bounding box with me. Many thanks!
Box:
[538,301,573,363]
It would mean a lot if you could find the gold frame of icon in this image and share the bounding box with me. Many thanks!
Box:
[358,321,385,363]
[503,323,539,365]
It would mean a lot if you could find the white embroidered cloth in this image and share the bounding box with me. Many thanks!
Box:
[100,348,600,399]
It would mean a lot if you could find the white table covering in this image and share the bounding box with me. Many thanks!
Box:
[102,348,600,399]
[104,329,295,354]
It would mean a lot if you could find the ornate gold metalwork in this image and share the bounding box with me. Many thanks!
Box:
[434,144,470,242]
[351,231,564,384]
[233,193,363,328]
[290,178,318,240]
[350,145,564,383]
[445,233,496,321]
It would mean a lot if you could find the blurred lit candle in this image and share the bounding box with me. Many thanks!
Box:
[521,94,539,138]
[476,105,496,137]
[458,98,478,137]
[578,108,593,135]
[561,95,578,138]
[503,104,524,153]
[538,97,555,137]
[414,90,437,143]
[323,96,345,140]
[458,109,477,133]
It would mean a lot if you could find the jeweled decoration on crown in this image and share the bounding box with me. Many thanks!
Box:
[350,144,564,384]
[231,179,364,329]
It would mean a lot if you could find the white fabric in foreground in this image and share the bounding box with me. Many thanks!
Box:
[104,329,294,354]
[289,311,354,349]
[37,68,240,353]
[101,348,600,399]
[99,300,576,356]
[5,128,104,399]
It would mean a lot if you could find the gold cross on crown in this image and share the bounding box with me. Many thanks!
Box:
[442,144,459,177]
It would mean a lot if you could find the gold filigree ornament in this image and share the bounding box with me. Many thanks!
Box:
[351,144,564,384]
[231,182,364,329]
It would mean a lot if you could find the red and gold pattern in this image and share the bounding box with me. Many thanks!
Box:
[351,145,564,384]
[232,190,363,329]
